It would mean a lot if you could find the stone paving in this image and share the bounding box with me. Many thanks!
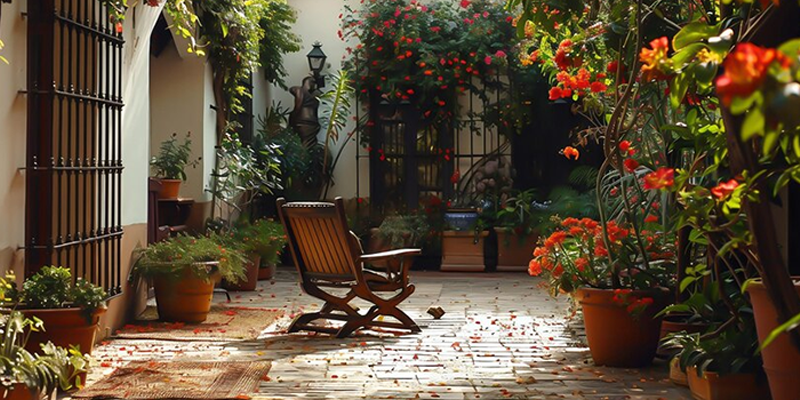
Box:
[77,269,692,399]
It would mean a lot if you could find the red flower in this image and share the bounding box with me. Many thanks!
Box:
[460,0,471,8]
[643,168,675,190]
[484,55,493,65]
[644,215,659,223]
[619,140,631,152]
[590,81,607,93]
[639,37,671,81]
[716,43,791,107]
[548,87,563,100]
[562,146,580,160]
[623,158,639,172]
[450,170,461,184]
[711,179,740,199]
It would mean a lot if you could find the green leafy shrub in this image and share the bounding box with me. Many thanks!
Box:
[8,267,108,322]
[234,219,287,266]
[133,234,247,284]
[376,215,431,249]
[150,132,199,181]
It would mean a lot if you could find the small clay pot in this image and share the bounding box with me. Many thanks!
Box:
[156,179,181,199]
[153,268,218,323]
[224,255,261,291]
[686,366,771,400]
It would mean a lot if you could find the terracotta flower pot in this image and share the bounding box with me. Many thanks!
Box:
[156,179,182,199]
[224,255,261,292]
[494,228,536,272]
[258,264,277,281]
[22,307,105,356]
[153,269,218,323]
[686,366,771,400]
[669,357,689,387]
[576,287,668,367]
[659,313,710,339]
[2,384,38,400]
[747,278,800,400]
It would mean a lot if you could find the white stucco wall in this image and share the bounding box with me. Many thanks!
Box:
[122,3,166,225]
[275,0,363,200]
[0,1,28,271]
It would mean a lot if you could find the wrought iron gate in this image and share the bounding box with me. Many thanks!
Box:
[26,0,124,296]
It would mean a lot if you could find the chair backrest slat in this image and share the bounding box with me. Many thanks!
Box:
[277,198,358,281]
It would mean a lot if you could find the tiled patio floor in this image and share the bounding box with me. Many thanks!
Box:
[78,269,691,399]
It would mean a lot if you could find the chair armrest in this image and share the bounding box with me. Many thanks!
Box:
[359,248,421,263]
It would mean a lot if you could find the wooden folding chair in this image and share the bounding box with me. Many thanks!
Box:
[277,197,422,338]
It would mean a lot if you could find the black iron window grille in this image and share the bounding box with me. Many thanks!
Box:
[25,0,124,296]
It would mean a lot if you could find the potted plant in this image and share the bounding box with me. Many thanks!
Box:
[4,267,107,357]
[666,317,770,400]
[150,132,199,199]
[530,217,675,367]
[493,189,541,272]
[221,219,287,289]
[1,311,89,399]
[132,233,247,323]
[367,214,431,270]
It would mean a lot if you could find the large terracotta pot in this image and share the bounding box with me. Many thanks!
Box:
[224,255,261,291]
[2,384,38,400]
[22,307,105,356]
[156,178,181,199]
[441,230,488,272]
[686,366,771,400]
[747,278,800,400]
[494,228,536,272]
[576,287,668,367]
[153,268,218,323]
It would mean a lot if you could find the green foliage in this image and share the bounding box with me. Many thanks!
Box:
[226,219,287,266]
[193,0,281,116]
[255,109,324,200]
[210,131,282,214]
[666,312,762,375]
[11,267,107,322]
[133,234,247,284]
[0,311,88,393]
[320,70,355,199]
[495,189,542,240]
[150,133,199,181]
[377,215,431,249]
[258,1,301,89]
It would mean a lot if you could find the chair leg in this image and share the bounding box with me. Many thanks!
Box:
[288,312,324,333]
[384,307,421,333]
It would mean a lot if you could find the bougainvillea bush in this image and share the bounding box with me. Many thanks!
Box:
[341,0,515,121]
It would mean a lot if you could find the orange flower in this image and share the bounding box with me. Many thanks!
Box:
[528,259,543,276]
[544,231,567,248]
[716,43,791,107]
[639,37,672,81]
[643,167,675,190]
[711,179,740,199]
[562,146,580,160]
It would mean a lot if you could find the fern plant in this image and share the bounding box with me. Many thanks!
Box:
[319,70,354,199]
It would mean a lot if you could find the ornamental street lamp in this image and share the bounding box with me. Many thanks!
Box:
[306,41,327,88]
